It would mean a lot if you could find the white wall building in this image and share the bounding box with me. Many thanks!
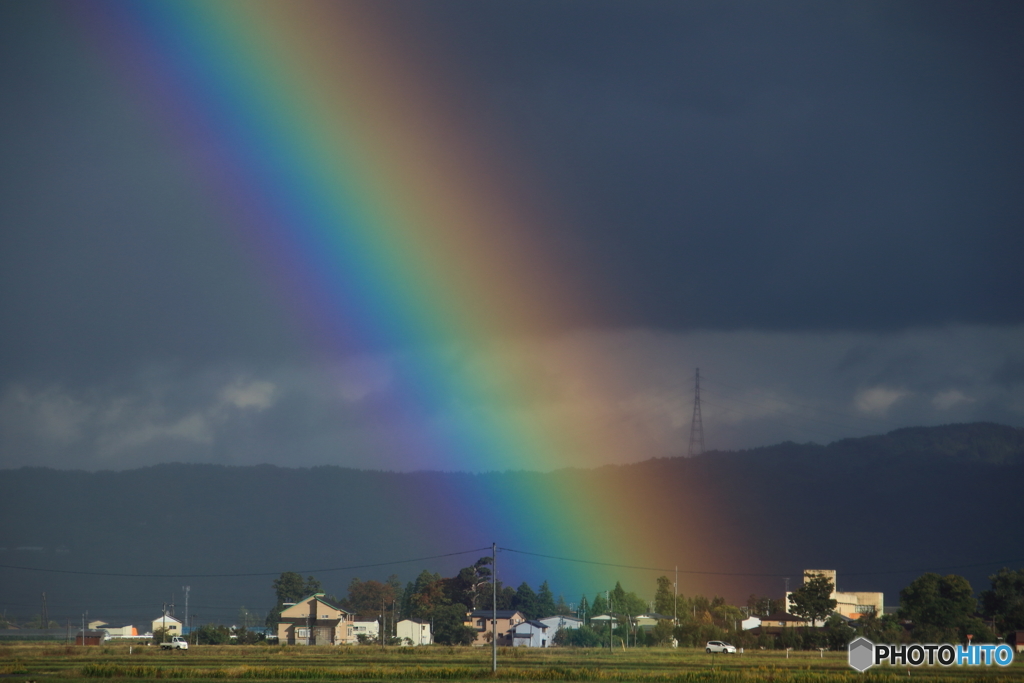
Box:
[396,619,431,646]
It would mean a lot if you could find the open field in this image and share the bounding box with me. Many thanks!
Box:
[1,643,1022,683]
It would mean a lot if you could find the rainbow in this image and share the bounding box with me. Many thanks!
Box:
[67,1,731,600]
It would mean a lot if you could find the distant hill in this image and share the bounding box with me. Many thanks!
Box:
[1,422,1021,628]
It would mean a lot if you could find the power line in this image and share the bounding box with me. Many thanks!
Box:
[0,547,491,579]
[498,547,1024,579]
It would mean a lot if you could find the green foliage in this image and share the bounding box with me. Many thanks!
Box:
[746,594,784,617]
[552,624,604,647]
[788,574,836,626]
[430,603,476,646]
[824,614,854,650]
[273,572,322,604]
[980,566,1024,636]
[650,620,675,646]
[654,576,675,617]
[267,572,324,629]
[590,593,608,618]
[514,582,538,620]
[195,624,231,645]
[232,626,264,645]
[899,573,978,642]
[536,581,557,619]
[344,578,398,620]
[152,627,171,645]
[853,611,907,645]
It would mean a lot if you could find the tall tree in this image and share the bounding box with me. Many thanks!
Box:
[344,578,398,620]
[578,595,590,624]
[899,573,982,642]
[536,581,557,619]
[980,567,1024,636]
[513,582,538,620]
[591,592,608,617]
[788,574,837,627]
[272,572,322,603]
[431,603,477,646]
[554,593,571,616]
[497,584,516,610]
[655,576,675,616]
[266,572,323,629]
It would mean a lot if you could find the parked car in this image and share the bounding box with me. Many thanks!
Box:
[160,636,189,650]
[706,640,736,653]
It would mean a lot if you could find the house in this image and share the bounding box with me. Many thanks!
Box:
[277,593,355,645]
[511,620,552,648]
[539,615,583,636]
[396,619,432,646]
[90,621,138,638]
[76,629,108,646]
[464,610,526,646]
[635,613,674,633]
[151,615,183,637]
[1009,631,1024,653]
[750,611,810,636]
[741,616,761,631]
[785,570,883,624]
[590,614,618,627]
[352,621,379,642]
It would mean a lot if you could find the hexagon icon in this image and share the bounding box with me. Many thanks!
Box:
[848,637,875,672]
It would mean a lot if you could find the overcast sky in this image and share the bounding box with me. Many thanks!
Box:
[2,1,1023,472]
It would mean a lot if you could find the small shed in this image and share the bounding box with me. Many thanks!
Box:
[76,629,108,646]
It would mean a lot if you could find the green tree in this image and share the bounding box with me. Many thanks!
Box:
[980,567,1024,636]
[432,603,477,645]
[651,619,675,646]
[267,572,323,629]
[497,584,516,610]
[553,624,603,647]
[747,594,784,617]
[654,576,675,617]
[554,593,571,616]
[273,572,322,603]
[899,573,976,642]
[194,624,230,645]
[536,581,557,618]
[591,592,608,617]
[344,578,398,620]
[824,613,855,650]
[513,582,538,620]
[578,595,590,624]
[788,574,836,627]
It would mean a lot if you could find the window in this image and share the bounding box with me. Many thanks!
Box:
[296,628,309,638]
[855,605,876,614]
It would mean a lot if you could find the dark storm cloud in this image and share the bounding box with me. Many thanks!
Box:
[410,1,1024,330]
[1,1,1023,471]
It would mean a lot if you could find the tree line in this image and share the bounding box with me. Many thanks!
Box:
[259,562,1024,649]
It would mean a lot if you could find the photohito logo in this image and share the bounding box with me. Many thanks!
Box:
[848,637,1014,671]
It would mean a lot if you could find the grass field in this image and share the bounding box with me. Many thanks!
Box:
[2,642,1022,683]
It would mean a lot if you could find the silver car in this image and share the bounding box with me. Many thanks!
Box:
[706,640,736,653]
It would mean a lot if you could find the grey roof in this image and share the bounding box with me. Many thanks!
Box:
[469,610,523,619]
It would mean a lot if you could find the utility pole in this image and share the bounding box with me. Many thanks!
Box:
[41,592,48,630]
[688,368,705,457]
[491,542,497,673]
[182,586,190,637]
[674,567,678,624]
[608,591,612,651]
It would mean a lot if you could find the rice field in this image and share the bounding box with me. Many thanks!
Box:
[1,642,1022,683]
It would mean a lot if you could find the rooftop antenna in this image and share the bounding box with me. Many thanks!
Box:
[688,368,705,457]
